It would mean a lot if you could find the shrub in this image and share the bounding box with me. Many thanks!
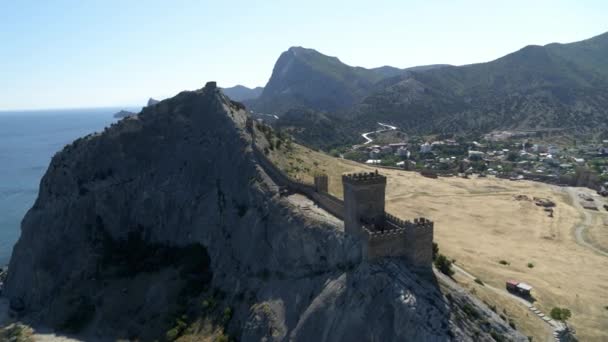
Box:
[490,330,506,342]
[166,315,188,341]
[216,332,230,342]
[434,254,454,276]
[432,242,439,261]
[527,262,534,268]
[550,307,572,323]
[499,260,510,265]
[462,303,480,320]
[222,307,233,325]
[474,278,484,286]
[509,319,516,329]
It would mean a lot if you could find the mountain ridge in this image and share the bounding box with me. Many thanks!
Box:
[250,46,448,114]
[258,32,608,148]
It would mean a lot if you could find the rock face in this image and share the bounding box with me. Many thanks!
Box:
[4,82,524,341]
[147,98,160,107]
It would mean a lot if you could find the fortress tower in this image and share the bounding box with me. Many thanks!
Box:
[314,174,329,193]
[342,171,387,238]
[342,170,434,268]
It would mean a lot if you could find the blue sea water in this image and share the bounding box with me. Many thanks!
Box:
[0,108,132,266]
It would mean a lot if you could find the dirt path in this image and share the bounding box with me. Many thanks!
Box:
[565,187,608,257]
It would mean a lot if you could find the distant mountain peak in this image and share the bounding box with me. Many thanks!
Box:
[221,84,264,102]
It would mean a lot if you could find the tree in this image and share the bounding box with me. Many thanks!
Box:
[550,307,572,330]
[434,254,454,276]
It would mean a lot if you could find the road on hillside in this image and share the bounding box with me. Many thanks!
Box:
[565,187,608,257]
[361,122,398,145]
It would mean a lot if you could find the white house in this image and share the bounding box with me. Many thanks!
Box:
[396,147,410,158]
[420,143,432,154]
[370,149,381,159]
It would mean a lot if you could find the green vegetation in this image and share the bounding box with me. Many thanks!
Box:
[165,314,189,341]
[527,262,534,268]
[474,278,484,286]
[490,330,507,342]
[498,260,510,266]
[434,254,455,276]
[0,324,34,342]
[550,307,572,324]
[432,242,439,261]
[462,303,480,320]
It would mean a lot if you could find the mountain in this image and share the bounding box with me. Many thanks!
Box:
[350,31,608,135]
[250,46,448,114]
[2,82,522,341]
[222,85,264,101]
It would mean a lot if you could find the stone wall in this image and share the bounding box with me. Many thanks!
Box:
[253,146,433,268]
[252,147,345,220]
[364,216,434,268]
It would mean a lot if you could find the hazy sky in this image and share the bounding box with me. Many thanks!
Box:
[1,0,606,110]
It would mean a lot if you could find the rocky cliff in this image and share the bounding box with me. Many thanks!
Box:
[4,82,524,341]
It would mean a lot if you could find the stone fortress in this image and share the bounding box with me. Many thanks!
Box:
[248,116,434,268]
[341,171,434,267]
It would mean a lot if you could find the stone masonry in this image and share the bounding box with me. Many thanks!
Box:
[342,171,434,268]
[249,119,433,268]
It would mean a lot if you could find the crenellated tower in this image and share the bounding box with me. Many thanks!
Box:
[342,170,434,268]
[342,171,387,238]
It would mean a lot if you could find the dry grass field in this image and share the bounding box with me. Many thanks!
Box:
[271,144,608,341]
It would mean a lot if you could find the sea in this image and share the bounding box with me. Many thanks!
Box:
[0,108,136,266]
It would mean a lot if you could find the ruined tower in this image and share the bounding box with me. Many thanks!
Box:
[342,171,387,238]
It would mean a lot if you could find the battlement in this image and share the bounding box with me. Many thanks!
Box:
[363,214,434,267]
[342,171,387,186]
[362,225,407,238]
[384,214,434,230]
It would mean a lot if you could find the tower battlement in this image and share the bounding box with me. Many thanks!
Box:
[342,171,387,186]
[382,213,434,231]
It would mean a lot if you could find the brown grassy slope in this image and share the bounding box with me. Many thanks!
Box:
[268,142,608,342]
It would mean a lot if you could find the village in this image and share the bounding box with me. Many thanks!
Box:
[338,127,608,194]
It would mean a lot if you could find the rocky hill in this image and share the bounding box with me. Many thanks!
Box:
[3,83,523,341]
[250,33,608,149]
[249,46,447,114]
[222,85,264,101]
[351,31,608,136]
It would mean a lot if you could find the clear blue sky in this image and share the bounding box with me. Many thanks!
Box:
[1,0,606,110]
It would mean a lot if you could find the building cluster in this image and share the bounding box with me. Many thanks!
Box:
[365,142,410,164]
[347,133,608,189]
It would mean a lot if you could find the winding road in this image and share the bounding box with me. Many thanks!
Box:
[361,122,398,145]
